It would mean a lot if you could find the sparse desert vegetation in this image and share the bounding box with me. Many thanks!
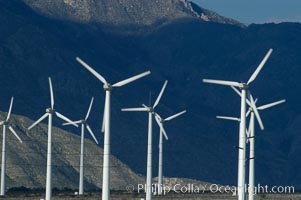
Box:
[2,190,301,200]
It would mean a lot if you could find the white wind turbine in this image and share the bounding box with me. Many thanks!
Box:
[62,97,99,195]
[217,96,285,200]
[76,57,151,200]
[122,80,168,200]
[155,110,186,195]
[27,77,78,200]
[203,48,273,200]
[233,93,285,200]
[0,97,23,196]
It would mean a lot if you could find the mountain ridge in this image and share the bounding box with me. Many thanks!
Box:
[21,0,244,28]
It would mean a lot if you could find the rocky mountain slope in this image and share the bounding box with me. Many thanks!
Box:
[0,0,300,190]
[22,0,243,27]
[0,111,144,190]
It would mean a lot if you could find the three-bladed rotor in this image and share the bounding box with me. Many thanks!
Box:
[122,80,169,137]
[63,97,98,144]
[28,77,78,131]
[76,57,151,132]
[0,97,22,143]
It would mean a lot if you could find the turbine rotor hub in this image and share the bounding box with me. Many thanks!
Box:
[149,107,154,113]
[103,84,112,91]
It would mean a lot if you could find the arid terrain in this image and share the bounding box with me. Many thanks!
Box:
[2,191,301,200]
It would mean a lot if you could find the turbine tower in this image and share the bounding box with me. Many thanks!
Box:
[76,57,151,200]
[27,77,78,200]
[0,97,23,196]
[217,96,285,200]
[62,97,99,195]
[155,110,186,195]
[203,48,273,200]
[122,80,168,200]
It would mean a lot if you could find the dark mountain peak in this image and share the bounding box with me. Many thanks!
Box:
[22,0,244,27]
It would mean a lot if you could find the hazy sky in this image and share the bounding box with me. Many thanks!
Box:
[192,0,301,24]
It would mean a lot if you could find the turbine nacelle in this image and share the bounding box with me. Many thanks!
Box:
[239,83,249,90]
[157,116,164,123]
[1,121,9,126]
[46,108,55,114]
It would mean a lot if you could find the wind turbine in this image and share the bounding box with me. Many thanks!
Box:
[242,95,285,200]
[0,97,22,196]
[27,77,78,200]
[203,48,273,200]
[122,80,168,200]
[217,96,285,200]
[76,57,151,200]
[62,97,99,195]
[155,110,186,195]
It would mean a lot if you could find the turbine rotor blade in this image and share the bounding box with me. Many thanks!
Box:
[154,112,162,121]
[153,80,168,109]
[0,121,4,126]
[9,126,22,143]
[112,71,151,87]
[164,110,186,121]
[76,57,107,85]
[85,97,94,120]
[257,99,286,110]
[247,48,273,85]
[28,113,49,130]
[142,104,152,111]
[48,77,54,109]
[121,107,148,112]
[250,95,264,130]
[203,79,241,87]
[55,112,79,127]
[86,124,99,144]
[154,115,168,140]
[62,120,82,126]
[216,116,240,122]
[246,109,251,117]
[6,97,14,121]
